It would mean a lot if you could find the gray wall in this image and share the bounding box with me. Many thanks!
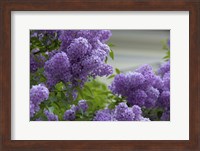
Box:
[107,30,170,72]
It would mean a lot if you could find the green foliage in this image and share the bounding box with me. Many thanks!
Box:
[161,39,170,61]
[109,49,114,60]
[108,43,115,47]
[30,68,46,86]
[142,107,164,121]
[163,50,170,61]
[30,31,61,53]
[115,68,121,74]
[73,79,124,120]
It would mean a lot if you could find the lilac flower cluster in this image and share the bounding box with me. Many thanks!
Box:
[59,30,112,51]
[44,109,58,121]
[156,61,170,120]
[43,30,113,88]
[109,65,162,107]
[110,61,170,121]
[44,52,71,88]
[58,30,113,86]
[30,84,49,117]
[63,100,88,121]
[93,102,150,121]
[77,100,89,112]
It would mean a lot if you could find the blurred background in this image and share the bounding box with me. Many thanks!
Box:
[107,30,170,72]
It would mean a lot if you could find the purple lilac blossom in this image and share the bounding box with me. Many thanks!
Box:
[93,102,150,121]
[93,109,114,121]
[157,60,170,77]
[30,84,49,118]
[44,110,58,121]
[77,100,88,112]
[63,105,77,121]
[59,30,112,51]
[155,61,170,121]
[58,30,113,87]
[44,52,71,88]
[114,103,135,121]
[109,65,160,107]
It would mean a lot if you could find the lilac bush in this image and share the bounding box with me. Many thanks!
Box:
[30,30,170,121]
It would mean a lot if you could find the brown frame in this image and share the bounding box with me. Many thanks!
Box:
[0,0,200,151]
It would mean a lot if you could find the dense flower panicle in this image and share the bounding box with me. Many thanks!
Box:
[57,30,113,87]
[163,71,170,91]
[114,103,135,121]
[109,74,127,95]
[152,76,164,90]
[77,100,88,112]
[58,30,78,51]
[30,54,46,73]
[155,61,170,120]
[66,37,91,61]
[63,109,76,121]
[132,105,142,121]
[110,64,160,107]
[98,30,112,43]
[76,30,112,44]
[46,50,61,59]
[70,104,79,112]
[93,109,113,121]
[63,105,78,121]
[92,48,107,61]
[81,56,102,72]
[44,110,58,121]
[158,60,170,77]
[93,40,110,55]
[30,84,49,117]
[30,101,36,118]
[128,89,147,106]
[93,102,150,121]
[158,91,170,108]
[135,64,156,86]
[44,52,71,88]
[92,64,113,77]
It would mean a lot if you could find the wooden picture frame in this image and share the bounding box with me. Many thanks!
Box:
[0,0,199,150]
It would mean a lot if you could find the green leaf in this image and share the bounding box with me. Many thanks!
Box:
[108,43,115,47]
[61,91,66,99]
[109,49,114,60]
[115,68,120,74]
[84,85,94,97]
[107,74,115,79]
[77,87,84,99]
[55,82,64,91]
